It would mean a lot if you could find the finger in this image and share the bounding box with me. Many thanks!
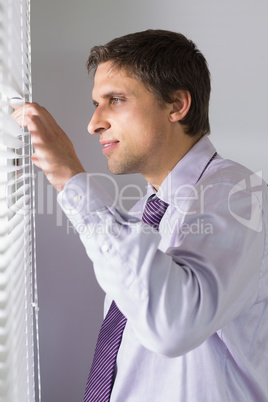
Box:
[11,111,31,128]
[11,103,43,129]
[11,103,41,120]
[31,153,41,168]
[11,104,26,122]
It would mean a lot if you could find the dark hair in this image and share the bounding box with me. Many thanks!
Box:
[87,29,211,137]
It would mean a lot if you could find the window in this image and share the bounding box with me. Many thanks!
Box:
[0,0,40,401]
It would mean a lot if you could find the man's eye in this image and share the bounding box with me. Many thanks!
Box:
[111,97,121,105]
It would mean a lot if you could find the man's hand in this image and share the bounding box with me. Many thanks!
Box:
[12,102,85,191]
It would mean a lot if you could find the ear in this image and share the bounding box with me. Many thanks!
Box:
[169,90,191,123]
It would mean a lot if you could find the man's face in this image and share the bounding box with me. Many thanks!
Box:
[88,62,178,185]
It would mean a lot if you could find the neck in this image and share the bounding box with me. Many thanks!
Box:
[145,133,202,191]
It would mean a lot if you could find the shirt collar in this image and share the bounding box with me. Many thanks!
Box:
[146,135,217,206]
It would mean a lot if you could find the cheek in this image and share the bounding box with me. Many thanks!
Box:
[117,108,167,148]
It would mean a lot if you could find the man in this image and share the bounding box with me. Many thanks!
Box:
[13,30,268,401]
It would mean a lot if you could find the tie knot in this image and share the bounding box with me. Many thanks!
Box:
[142,196,169,230]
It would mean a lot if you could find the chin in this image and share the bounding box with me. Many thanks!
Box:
[107,161,138,176]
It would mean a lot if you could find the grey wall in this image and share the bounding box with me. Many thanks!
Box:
[31,1,268,401]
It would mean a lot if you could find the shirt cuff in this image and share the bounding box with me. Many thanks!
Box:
[57,172,114,217]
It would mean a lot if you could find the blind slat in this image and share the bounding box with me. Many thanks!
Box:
[0,164,30,174]
[0,133,23,148]
[0,149,29,159]
[0,112,26,137]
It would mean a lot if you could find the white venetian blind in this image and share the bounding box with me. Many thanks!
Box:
[0,0,40,401]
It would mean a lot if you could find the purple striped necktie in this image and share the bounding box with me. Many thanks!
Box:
[83,196,169,402]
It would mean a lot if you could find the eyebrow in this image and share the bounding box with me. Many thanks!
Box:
[92,91,128,105]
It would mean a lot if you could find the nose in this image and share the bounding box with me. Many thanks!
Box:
[87,107,111,135]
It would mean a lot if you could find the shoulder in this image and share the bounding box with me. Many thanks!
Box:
[197,156,267,203]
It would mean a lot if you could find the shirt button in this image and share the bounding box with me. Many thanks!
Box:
[73,194,82,204]
[101,243,110,253]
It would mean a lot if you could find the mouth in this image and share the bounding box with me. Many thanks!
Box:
[100,140,119,154]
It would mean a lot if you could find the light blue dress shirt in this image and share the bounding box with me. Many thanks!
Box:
[58,136,268,401]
